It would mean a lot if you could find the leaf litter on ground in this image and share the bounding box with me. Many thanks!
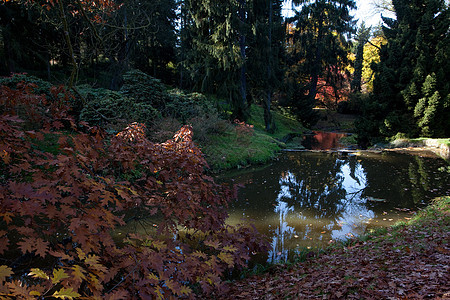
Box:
[219,197,450,299]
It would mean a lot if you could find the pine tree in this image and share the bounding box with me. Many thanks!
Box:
[351,23,371,93]
[368,0,449,138]
[181,0,249,120]
[247,0,285,132]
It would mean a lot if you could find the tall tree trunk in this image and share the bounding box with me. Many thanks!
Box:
[238,0,247,121]
[3,26,16,74]
[308,11,323,103]
[264,0,275,132]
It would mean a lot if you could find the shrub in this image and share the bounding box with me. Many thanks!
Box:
[0,82,268,298]
[337,92,368,114]
[0,73,53,96]
[120,69,168,110]
[77,85,161,132]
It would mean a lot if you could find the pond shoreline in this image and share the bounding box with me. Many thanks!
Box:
[281,134,450,161]
[220,196,450,299]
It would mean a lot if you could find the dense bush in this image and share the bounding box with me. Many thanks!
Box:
[0,81,268,298]
[120,69,168,110]
[0,73,53,96]
[77,85,161,132]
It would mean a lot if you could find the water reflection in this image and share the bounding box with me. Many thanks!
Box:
[302,131,348,150]
[224,152,449,264]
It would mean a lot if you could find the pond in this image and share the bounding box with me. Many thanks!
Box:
[221,150,450,264]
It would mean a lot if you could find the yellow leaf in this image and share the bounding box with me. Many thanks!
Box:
[84,254,100,266]
[222,245,238,253]
[151,240,166,251]
[204,240,221,250]
[52,268,69,284]
[0,265,13,282]
[52,287,81,299]
[154,288,164,300]
[128,188,138,195]
[218,252,234,267]
[71,265,86,281]
[88,274,101,291]
[76,248,86,260]
[192,251,207,259]
[30,291,42,296]
[180,285,192,296]
[147,273,159,281]
[29,268,49,280]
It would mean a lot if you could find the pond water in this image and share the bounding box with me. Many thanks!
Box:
[221,150,450,264]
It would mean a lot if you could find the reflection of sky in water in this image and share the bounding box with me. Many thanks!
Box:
[269,160,371,263]
[268,173,295,263]
[223,151,450,264]
[332,162,374,242]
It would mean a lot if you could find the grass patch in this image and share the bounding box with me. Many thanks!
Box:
[390,137,450,148]
[410,138,450,147]
[200,104,304,171]
[247,105,304,140]
[200,129,282,171]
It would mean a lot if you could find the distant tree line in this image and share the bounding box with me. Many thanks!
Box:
[0,0,357,129]
[0,0,448,141]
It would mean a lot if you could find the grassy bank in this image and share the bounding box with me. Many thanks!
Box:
[223,196,450,299]
[200,105,304,171]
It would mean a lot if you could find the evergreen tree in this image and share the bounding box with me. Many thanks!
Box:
[247,0,285,132]
[351,23,371,93]
[181,0,249,120]
[367,0,449,138]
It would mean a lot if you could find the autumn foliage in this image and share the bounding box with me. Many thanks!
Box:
[0,81,268,298]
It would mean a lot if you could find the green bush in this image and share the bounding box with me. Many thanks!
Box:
[78,85,161,132]
[120,69,168,109]
[0,73,53,96]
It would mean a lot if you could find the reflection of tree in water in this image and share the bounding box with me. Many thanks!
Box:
[267,179,295,263]
[357,153,448,208]
[283,153,347,219]
[227,151,450,264]
[268,154,352,263]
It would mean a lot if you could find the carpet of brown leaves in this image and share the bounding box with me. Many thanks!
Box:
[222,205,450,299]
